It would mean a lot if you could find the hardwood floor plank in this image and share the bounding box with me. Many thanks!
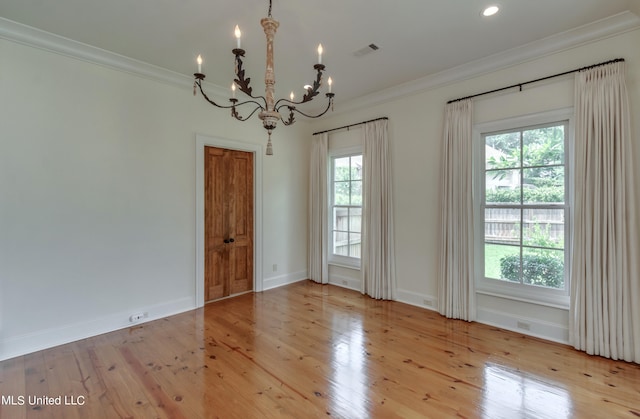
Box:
[0,356,27,419]
[86,340,160,418]
[43,346,88,419]
[2,281,640,418]
[65,341,125,419]
[23,352,53,419]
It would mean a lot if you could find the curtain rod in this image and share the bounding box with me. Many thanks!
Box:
[313,117,388,136]
[447,58,625,104]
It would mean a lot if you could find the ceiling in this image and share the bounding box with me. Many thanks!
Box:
[1,0,638,109]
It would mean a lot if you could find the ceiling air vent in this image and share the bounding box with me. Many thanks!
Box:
[353,43,380,57]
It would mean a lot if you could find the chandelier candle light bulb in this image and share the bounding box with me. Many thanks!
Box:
[235,25,241,48]
[231,83,236,98]
[317,44,323,64]
[197,55,202,73]
[328,77,332,93]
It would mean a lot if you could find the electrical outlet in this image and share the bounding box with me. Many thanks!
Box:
[272,264,278,272]
[517,321,531,331]
[342,280,348,286]
[423,299,433,307]
[129,313,146,323]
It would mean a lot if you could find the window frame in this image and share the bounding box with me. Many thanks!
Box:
[473,108,574,309]
[328,146,363,269]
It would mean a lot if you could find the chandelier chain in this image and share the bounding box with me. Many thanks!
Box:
[268,0,272,17]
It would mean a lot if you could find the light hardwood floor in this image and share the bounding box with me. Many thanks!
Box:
[1,281,639,418]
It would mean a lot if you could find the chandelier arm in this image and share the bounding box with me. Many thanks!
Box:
[230,99,266,111]
[196,81,234,110]
[196,80,265,112]
[276,94,334,119]
[274,98,296,108]
[232,104,263,121]
[277,106,296,126]
[286,105,329,119]
[275,104,293,114]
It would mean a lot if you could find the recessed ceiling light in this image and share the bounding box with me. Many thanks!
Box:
[482,5,500,17]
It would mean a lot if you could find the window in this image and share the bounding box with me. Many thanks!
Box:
[476,113,571,306]
[330,153,362,266]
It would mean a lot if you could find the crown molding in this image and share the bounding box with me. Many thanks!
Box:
[0,16,229,99]
[2,11,639,111]
[337,10,640,114]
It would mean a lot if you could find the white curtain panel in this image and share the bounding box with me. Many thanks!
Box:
[438,99,476,321]
[308,133,329,284]
[361,119,397,300]
[571,61,640,362]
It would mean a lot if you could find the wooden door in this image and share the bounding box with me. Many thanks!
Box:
[204,146,254,301]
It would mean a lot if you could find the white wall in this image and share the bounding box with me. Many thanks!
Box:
[310,28,640,343]
[0,34,311,360]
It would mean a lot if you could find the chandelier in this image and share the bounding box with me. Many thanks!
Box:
[193,0,335,155]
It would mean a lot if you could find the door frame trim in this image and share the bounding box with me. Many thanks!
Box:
[195,134,263,308]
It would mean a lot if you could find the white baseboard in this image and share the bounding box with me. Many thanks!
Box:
[476,307,569,344]
[262,270,308,291]
[395,288,438,312]
[0,297,195,362]
[329,273,361,291]
[394,289,569,344]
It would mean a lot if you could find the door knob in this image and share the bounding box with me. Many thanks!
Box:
[223,239,230,244]
[229,238,235,243]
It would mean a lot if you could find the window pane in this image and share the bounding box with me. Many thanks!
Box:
[485,132,520,170]
[349,208,362,233]
[481,121,568,300]
[485,243,520,281]
[485,208,520,245]
[349,233,361,258]
[330,154,363,261]
[334,231,349,256]
[522,247,564,289]
[523,209,564,249]
[333,207,348,230]
[523,126,564,167]
[485,169,521,204]
[351,155,363,180]
[523,167,564,204]
[334,181,350,205]
[351,180,362,205]
[334,157,351,181]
